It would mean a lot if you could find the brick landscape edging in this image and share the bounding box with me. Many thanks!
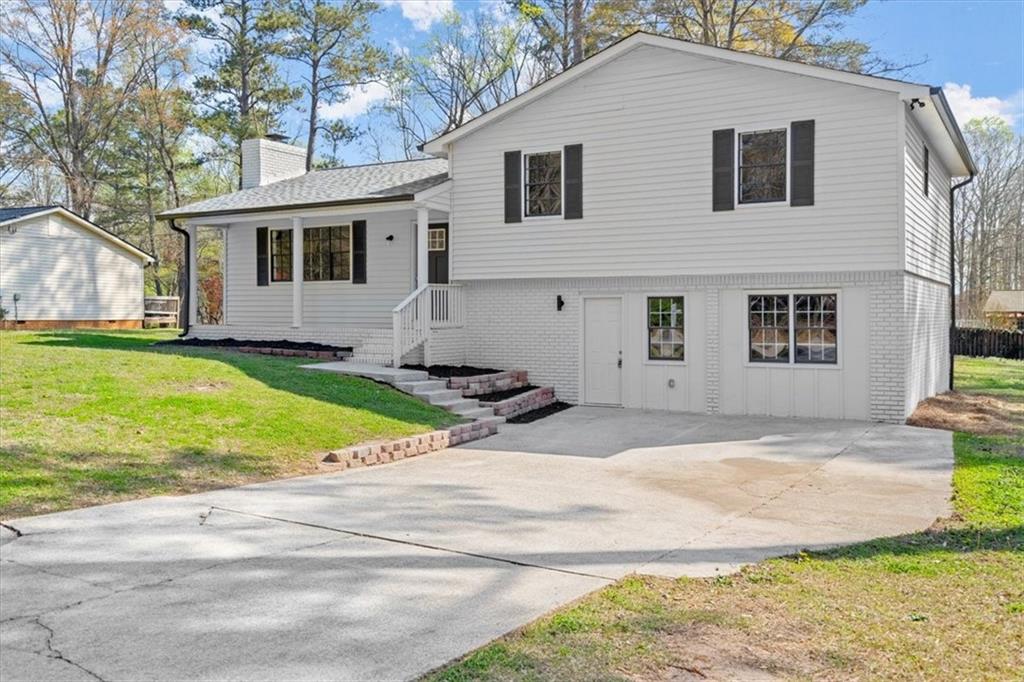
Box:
[480,386,556,418]
[320,421,498,470]
[236,346,347,360]
[448,370,528,397]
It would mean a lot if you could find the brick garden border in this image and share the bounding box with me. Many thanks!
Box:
[237,346,348,360]
[319,420,499,470]
[479,386,556,418]
[447,370,528,397]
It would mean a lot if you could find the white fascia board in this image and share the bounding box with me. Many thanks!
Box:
[423,32,930,155]
[186,200,420,226]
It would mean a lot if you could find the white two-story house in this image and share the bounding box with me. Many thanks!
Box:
[159,32,975,424]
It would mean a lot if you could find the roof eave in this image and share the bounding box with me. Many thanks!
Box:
[929,87,978,176]
[156,194,418,221]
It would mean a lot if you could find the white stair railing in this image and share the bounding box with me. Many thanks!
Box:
[392,284,465,367]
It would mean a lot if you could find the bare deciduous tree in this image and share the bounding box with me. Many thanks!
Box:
[1,0,169,218]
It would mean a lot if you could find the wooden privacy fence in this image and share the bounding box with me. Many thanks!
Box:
[953,327,1024,360]
[144,296,180,328]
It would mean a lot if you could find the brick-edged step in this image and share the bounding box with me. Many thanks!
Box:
[455,406,498,419]
[433,398,480,412]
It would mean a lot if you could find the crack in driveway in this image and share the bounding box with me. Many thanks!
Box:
[208,505,618,581]
[29,616,106,682]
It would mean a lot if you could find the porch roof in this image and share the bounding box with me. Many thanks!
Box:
[157,158,449,220]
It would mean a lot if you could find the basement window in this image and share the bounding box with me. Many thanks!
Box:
[648,297,685,361]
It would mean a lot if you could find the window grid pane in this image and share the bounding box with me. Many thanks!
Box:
[270,229,292,282]
[303,225,351,281]
[648,296,685,361]
[739,130,787,204]
[749,294,789,362]
[428,228,446,251]
[795,294,838,364]
[524,152,561,217]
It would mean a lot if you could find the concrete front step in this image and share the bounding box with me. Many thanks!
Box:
[432,398,480,412]
[455,406,498,419]
[419,389,464,404]
[395,380,447,394]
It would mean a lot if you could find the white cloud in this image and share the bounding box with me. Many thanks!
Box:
[943,82,1022,128]
[381,0,453,31]
[319,82,391,119]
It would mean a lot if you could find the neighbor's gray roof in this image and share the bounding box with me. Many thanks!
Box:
[0,205,60,222]
[158,158,449,220]
[984,290,1024,313]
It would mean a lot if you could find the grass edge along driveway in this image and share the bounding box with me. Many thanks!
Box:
[0,330,459,519]
[429,356,1024,681]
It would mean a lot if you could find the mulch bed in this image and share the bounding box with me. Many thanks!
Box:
[505,401,573,424]
[474,385,539,403]
[402,364,503,378]
[157,337,352,353]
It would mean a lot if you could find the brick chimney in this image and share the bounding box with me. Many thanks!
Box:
[240,136,306,189]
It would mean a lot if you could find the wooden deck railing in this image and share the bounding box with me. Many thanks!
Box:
[392,284,465,366]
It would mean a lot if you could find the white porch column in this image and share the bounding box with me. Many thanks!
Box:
[187,223,198,326]
[416,205,429,289]
[292,216,303,328]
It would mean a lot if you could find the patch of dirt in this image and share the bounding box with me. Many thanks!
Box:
[637,622,823,682]
[180,380,230,393]
[401,363,503,378]
[908,391,1024,436]
[504,401,573,424]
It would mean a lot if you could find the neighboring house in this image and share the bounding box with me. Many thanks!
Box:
[159,32,975,423]
[0,206,153,329]
[983,291,1024,330]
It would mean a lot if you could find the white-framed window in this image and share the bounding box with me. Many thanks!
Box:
[748,293,838,364]
[738,128,787,204]
[428,227,446,251]
[303,224,351,281]
[523,150,562,217]
[648,296,685,361]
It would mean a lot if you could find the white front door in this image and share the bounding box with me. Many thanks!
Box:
[583,297,622,405]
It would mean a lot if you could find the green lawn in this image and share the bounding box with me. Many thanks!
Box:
[431,357,1024,681]
[0,330,459,518]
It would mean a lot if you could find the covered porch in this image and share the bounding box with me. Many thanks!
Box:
[180,180,463,367]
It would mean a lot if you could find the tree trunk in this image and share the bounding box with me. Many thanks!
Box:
[570,0,584,65]
[305,61,319,172]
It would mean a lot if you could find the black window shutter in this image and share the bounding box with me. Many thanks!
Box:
[712,129,735,211]
[504,150,521,223]
[256,226,269,286]
[352,220,367,284]
[563,144,583,219]
[790,120,815,206]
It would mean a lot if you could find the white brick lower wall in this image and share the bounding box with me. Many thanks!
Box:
[904,274,950,414]
[456,271,913,423]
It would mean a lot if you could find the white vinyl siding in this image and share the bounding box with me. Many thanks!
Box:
[450,44,901,280]
[0,214,145,321]
[223,209,416,328]
[904,110,953,282]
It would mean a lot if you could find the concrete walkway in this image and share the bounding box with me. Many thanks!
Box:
[0,408,952,681]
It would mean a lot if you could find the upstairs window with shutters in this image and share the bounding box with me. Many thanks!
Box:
[523,151,562,217]
[738,129,787,204]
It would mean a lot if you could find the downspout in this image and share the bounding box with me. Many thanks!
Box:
[168,218,190,337]
[948,172,974,391]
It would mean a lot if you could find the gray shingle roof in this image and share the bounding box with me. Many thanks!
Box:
[984,291,1024,313]
[0,205,60,222]
[158,158,449,219]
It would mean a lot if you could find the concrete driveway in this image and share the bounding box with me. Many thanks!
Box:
[1,408,952,681]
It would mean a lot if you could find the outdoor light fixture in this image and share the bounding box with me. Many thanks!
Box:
[556,295,564,311]
[910,98,926,110]
[385,234,394,242]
